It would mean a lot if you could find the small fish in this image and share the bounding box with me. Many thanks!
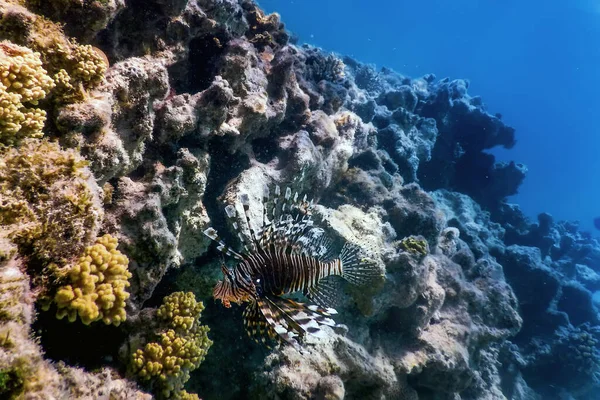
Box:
[204,185,381,348]
[594,217,600,231]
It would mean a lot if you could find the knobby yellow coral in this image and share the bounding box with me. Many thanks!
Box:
[0,41,55,145]
[156,291,205,332]
[0,4,107,104]
[54,234,132,326]
[131,292,212,399]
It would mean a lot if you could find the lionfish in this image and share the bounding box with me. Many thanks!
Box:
[203,185,381,348]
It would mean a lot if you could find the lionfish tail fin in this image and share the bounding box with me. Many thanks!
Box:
[307,275,344,309]
[339,242,381,286]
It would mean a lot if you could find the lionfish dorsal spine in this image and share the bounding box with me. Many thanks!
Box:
[260,186,269,240]
[224,204,255,254]
[240,193,261,250]
[203,227,243,260]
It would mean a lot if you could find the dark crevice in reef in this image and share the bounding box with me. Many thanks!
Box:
[190,299,267,400]
[97,0,167,60]
[33,309,126,370]
[127,163,149,181]
[143,249,216,309]
[203,139,251,245]
[251,135,279,164]
[556,284,599,326]
[170,33,229,94]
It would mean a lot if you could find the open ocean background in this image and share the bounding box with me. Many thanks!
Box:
[259,0,600,234]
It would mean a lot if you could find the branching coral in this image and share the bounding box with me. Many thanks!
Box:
[131,292,212,399]
[53,234,131,326]
[0,41,55,145]
[305,51,346,83]
[0,139,103,265]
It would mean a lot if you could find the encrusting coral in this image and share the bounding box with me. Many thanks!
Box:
[0,138,103,265]
[131,291,212,400]
[553,324,600,384]
[0,41,55,145]
[399,236,429,256]
[53,234,132,326]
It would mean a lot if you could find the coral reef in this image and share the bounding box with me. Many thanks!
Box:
[0,0,597,399]
[0,256,150,399]
[0,1,108,104]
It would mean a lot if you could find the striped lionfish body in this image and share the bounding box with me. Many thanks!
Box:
[204,185,380,348]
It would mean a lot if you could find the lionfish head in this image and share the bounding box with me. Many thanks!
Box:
[213,263,254,308]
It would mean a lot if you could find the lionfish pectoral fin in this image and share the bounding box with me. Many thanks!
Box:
[258,296,338,347]
[278,298,338,339]
[339,241,383,286]
[308,275,344,309]
[257,297,303,350]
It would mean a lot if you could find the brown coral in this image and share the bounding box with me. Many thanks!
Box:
[0,138,103,266]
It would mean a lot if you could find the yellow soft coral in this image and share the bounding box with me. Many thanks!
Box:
[0,5,107,104]
[131,292,212,399]
[70,44,106,86]
[156,291,205,331]
[0,41,55,145]
[54,234,132,326]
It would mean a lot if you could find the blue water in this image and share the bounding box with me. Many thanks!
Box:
[259,0,600,233]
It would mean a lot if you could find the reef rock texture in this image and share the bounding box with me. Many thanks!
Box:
[1,0,598,399]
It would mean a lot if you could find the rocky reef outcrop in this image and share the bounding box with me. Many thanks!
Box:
[0,0,597,399]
